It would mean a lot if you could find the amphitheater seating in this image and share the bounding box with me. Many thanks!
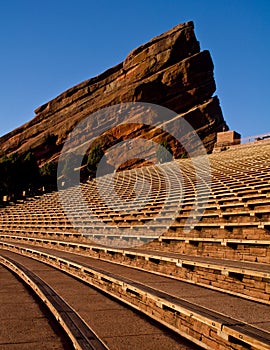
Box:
[0,140,270,348]
[1,141,270,254]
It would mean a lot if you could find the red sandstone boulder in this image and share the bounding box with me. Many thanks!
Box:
[0,21,227,167]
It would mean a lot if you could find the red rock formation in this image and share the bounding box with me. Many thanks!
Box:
[0,21,227,166]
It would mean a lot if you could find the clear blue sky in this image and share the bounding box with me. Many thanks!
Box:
[0,0,269,138]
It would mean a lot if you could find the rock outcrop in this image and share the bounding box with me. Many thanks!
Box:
[0,21,227,167]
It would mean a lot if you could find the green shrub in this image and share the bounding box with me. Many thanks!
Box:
[156,141,173,163]
[87,143,104,176]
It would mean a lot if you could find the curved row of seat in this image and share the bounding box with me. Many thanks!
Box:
[1,140,270,349]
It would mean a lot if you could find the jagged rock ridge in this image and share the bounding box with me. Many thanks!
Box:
[0,21,227,167]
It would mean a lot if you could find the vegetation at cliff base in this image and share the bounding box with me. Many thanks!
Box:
[0,151,57,200]
[156,141,173,163]
[87,143,104,177]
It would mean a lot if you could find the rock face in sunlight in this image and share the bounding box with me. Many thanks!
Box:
[0,21,227,167]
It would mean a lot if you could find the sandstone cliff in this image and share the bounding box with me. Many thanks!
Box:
[0,21,227,167]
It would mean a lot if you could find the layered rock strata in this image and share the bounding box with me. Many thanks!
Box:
[0,21,227,166]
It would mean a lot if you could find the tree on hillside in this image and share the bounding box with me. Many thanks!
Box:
[40,161,57,186]
[87,143,104,177]
[0,151,41,198]
[0,153,21,195]
[21,151,41,188]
